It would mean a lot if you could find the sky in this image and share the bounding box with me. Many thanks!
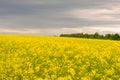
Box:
[0,0,120,35]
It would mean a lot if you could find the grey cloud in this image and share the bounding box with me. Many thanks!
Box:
[0,0,120,35]
[1,0,116,16]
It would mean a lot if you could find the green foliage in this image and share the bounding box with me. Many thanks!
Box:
[60,32,120,40]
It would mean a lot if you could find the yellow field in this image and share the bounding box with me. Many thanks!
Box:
[0,35,120,80]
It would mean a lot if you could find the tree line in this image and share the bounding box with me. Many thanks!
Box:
[60,32,120,40]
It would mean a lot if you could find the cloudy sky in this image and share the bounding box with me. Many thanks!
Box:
[0,0,120,35]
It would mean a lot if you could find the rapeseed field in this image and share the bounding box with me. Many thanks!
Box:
[0,34,120,80]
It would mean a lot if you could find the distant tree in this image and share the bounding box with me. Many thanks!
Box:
[112,33,120,40]
[99,35,104,39]
[105,34,112,40]
[93,32,99,39]
[60,32,120,40]
[84,34,89,38]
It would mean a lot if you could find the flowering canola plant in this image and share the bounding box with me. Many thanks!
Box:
[0,34,120,80]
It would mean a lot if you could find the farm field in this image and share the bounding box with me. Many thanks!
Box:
[0,34,120,80]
